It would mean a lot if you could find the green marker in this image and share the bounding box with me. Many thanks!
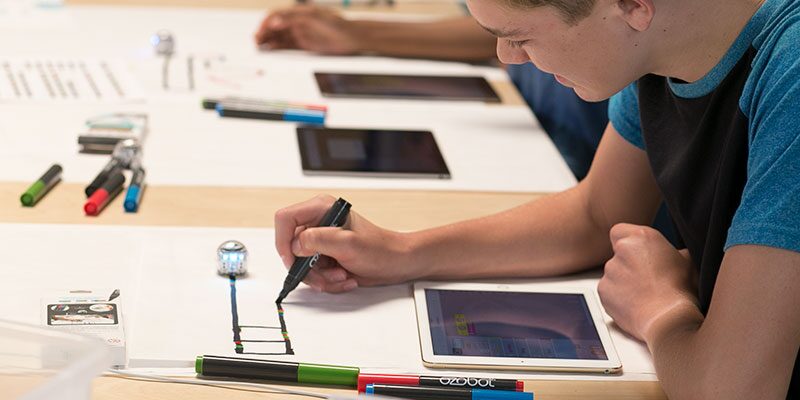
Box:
[20,164,62,207]
[196,355,359,387]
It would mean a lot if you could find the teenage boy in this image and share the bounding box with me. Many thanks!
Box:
[274,0,800,397]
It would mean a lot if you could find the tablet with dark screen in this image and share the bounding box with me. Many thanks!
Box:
[314,73,501,102]
[297,126,451,179]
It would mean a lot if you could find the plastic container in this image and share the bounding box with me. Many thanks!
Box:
[0,319,111,400]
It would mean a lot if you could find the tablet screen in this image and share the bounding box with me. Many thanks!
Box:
[424,289,608,360]
[297,126,450,178]
[315,73,501,102]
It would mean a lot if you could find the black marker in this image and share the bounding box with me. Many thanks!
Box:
[195,355,359,386]
[216,103,325,125]
[276,198,351,303]
[364,384,532,400]
[357,374,523,392]
[85,157,121,197]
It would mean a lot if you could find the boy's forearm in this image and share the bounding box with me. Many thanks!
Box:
[405,188,614,280]
[645,250,799,400]
[406,127,667,281]
[644,304,707,399]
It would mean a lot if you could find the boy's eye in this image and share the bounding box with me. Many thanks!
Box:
[507,39,529,49]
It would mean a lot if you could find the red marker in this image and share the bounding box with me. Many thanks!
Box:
[357,374,523,393]
[84,171,125,216]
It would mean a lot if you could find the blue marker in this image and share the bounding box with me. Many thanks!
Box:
[123,167,145,212]
[216,103,325,125]
[365,383,533,400]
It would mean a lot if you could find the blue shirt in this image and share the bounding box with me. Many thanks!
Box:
[609,0,800,256]
[610,1,800,394]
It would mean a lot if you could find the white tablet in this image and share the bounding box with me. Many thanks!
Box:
[413,282,622,373]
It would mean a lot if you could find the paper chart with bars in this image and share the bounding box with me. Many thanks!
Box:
[0,58,145,103]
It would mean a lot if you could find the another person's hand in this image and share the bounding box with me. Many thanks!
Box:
[275,195,420,293]
[254,5,361,55]
[598,223,700,343]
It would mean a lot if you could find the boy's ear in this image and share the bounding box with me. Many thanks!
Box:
[617,0,656,32]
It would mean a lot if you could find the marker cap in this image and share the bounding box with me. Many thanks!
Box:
[283,112,325,125]
[21,164,62,207]
[84,189,110,216]
[20,181,45,206]
[297,363,359,386]
[124,186,141,212]
[84,181,123,216]
[472,388,533,400]
[195,356,203,374]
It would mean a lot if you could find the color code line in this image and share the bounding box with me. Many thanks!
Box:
[228,274,294,355]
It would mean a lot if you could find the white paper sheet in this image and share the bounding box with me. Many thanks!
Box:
[0,58,145,103]
[0,223,655,381]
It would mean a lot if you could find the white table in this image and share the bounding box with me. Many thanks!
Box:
[0,4,576,193]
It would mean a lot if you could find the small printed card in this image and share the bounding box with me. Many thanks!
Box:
[42,289,127,368]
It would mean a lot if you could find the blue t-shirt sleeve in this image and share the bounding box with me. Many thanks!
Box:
[726,25,800,253]
[608,83,644,149]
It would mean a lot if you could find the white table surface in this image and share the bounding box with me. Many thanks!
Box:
[0,4,577,192]
[0,222,656,381]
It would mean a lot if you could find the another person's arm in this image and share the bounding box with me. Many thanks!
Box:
[254,5,497,61]
[274,124,663,291]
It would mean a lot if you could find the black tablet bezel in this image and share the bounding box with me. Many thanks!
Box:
[314,72,501,103]
[297,126,451,179]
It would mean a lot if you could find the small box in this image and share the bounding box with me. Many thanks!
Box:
[42,290,127,369]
